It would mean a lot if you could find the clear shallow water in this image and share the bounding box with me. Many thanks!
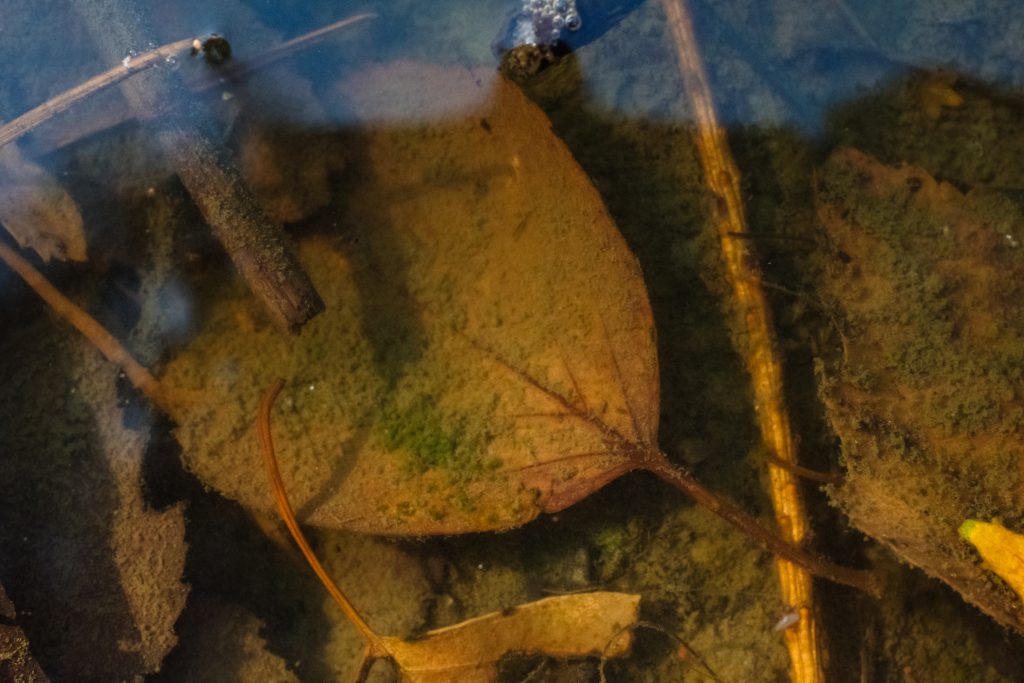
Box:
[2,1,1024,681]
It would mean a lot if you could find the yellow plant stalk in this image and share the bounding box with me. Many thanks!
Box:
[660,1,825,680]
[959,520,1024,602]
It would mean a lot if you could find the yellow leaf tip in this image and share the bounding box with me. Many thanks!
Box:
[958,519,1024,603]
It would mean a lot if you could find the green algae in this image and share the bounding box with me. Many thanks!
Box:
[381,397,471,474]
[378,394,496,482]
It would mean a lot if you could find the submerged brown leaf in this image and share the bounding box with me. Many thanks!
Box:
[0,143,85,262]
[815,147,1024,631]
[258,379,639,681]
[0,59,874,592]
[162,62,657,533]
[154,63,876,594]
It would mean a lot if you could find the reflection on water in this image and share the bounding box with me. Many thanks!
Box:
[2,0,1024,681]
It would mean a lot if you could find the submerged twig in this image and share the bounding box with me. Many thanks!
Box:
[74,0,324,334]
[0,37,196,150]
[0,237,176,413]
[0,14,377,154]
[220,14,377,83]
[660,0,831,680]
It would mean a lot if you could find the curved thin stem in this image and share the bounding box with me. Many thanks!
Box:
[760,453,842,485]
[258,379,389,658]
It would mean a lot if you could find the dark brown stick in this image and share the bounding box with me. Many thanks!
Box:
[74,0,324,334]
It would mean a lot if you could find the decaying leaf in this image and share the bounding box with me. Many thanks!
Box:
[814,147,1024,631]
[161,62,657,533]
[0,314,189,678]
[96,365,190,672]
[0,143,85,262]
[380,592,639,683]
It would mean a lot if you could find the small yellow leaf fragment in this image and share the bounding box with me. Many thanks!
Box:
[959,519,1024,602]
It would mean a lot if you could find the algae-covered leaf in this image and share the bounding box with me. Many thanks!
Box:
[814,147,1024,632]
[381,591,639,683]
[160,62,658,534]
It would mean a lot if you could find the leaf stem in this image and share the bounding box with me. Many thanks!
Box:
[646,453,883,598]
[258,379,389,657]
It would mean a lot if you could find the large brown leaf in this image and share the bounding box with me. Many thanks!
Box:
[814,147,1024,631]
[161,63,658,533]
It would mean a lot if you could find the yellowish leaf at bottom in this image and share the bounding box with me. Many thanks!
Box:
[381,591,640,683]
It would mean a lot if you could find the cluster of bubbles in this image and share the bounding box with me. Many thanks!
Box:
[511,0,582,47]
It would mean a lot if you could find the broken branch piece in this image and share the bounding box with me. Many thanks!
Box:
[75,0,324,333]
